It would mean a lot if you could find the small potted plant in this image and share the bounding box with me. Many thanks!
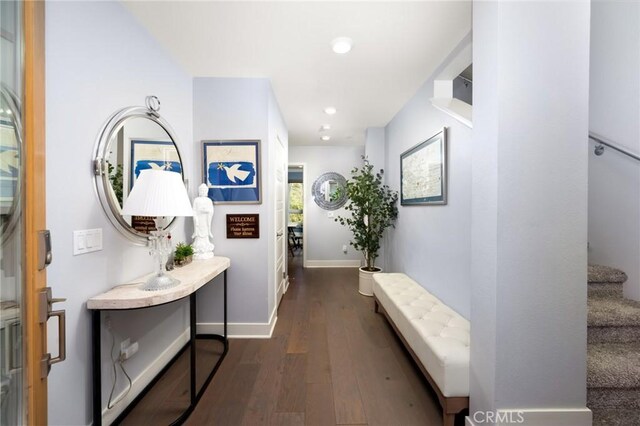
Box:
[173,242,194,267]
[336,157,398,296]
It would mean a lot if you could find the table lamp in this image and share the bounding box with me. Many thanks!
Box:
[122,169,193,291]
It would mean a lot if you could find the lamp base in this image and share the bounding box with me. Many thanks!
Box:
[142,273,180,291]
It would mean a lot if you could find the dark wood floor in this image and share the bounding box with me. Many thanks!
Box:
[183,256,451,426]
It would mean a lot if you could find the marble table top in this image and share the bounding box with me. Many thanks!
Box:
[87,256,230,310]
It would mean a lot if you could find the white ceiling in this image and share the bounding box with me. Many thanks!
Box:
[123,1,472,146]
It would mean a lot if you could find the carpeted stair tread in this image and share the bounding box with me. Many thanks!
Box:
[592,408,640,425]
[588,388,640,410]
[588,342,640,388]
[589,265,628,284]
[589,297,640,327]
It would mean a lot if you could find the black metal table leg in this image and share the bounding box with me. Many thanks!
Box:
[224,270,227,342]
[190,293,197,406]
[92,310,102,426]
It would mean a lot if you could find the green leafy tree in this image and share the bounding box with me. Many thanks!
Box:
[336,157,398,271]
[106,160,124,207]
[289,183,303,223]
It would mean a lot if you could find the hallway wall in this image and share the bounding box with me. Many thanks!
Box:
[193,77,286,328]
[45,1,194,424]
[289,145,364,267]
[383,35,473,319]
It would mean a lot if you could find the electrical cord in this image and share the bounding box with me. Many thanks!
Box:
[107,325,133,409]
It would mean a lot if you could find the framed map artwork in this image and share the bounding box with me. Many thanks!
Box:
[400,128,447,206]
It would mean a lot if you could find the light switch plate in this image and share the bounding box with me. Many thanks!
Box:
[327,212,334,218]
[73,228,103,255]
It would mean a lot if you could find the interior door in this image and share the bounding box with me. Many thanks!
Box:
[274,136,287,307]
[0,2,64,424]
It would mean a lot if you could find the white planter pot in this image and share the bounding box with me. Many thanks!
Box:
[359,266,382,296]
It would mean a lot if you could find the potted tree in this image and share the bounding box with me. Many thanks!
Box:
[336,157,398,296]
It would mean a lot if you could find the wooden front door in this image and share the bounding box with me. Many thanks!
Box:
[1,2,62,424]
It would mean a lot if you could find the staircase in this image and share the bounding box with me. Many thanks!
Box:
[588,265,640,425]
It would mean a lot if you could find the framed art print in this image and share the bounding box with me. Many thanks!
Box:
[400,128,447,206]
[129,139,182,190]
[202,140,261,204]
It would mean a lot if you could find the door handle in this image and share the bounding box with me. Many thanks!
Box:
[276,232,283,237]
[37,230,52,270]
[48,309,66,366]
[39,287,66,378]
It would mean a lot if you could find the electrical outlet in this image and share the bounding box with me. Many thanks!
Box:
[120,338,131,352]
[342,245,348,254]
[120,341,139,361]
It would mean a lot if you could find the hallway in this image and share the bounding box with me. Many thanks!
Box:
[185,261,450,425]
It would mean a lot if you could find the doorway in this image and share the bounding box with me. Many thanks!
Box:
[287,164,305,267]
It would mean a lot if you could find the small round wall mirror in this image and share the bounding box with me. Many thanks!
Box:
[93,96,185,245]
[312,172,347,210]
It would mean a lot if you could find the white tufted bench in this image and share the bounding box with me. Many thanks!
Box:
[373,273,469,426]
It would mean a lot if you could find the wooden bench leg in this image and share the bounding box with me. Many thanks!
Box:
[374,299,379,313]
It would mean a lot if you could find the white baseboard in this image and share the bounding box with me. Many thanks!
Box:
[304,259,361,268]
[466,408,592,426]
[197,308,277,339]
[102,328,190,425]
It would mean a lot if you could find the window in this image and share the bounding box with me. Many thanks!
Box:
[288,182,303,224]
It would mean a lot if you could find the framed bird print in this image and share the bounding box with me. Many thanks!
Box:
[129,139,182,190]
[201,140,262,204]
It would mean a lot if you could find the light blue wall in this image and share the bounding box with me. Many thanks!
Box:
[383,36,473,319]
[471,0,589,415]
[193,77,281,324]
[45,1,194,424]
[289,145,364,265]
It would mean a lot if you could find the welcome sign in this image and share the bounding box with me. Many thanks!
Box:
[226,214,259,239]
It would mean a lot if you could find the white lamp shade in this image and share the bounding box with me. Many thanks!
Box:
[122,170,194,217]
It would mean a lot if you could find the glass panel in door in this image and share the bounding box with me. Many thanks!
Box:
[0,1,24,424]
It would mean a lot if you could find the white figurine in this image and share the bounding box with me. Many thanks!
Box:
[192,183,215,260]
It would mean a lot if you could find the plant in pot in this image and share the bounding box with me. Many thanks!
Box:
[336,157,398,296]
[173,242,194,267]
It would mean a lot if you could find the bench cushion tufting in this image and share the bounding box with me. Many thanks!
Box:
[373,273,470,397]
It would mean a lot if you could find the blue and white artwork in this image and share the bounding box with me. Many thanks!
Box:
[208,161,255,186]
[202,140,261,204]
[130,140,182,190]
[134,160,182,179]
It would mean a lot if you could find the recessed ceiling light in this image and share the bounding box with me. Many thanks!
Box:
[320,124,331,131]
[321,135,331,141]
[324,106,337,115]
[331,37,353,54]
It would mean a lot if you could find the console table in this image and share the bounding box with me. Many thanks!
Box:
[87,256,230,426]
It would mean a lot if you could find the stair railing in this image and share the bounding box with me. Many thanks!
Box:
[589,132,640,162]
